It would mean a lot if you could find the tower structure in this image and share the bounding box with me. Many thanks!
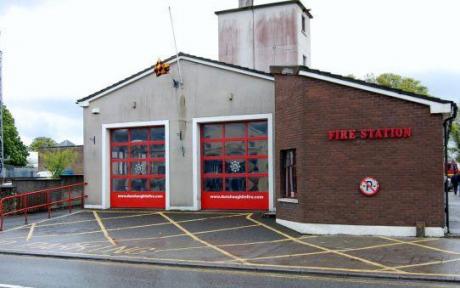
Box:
[216,0,313,72]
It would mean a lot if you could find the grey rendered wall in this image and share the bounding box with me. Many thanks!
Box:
[83,60,274,208]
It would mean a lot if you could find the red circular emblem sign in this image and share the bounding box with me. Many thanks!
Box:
[359,177,379,196]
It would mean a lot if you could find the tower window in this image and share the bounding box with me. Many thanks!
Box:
[301,15,306,32]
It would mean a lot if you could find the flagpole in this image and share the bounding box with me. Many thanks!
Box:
[168,6,184,87]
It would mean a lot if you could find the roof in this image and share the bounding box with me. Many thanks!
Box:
[270,65,455,114]
[76,52,273,104]
[58,140,76,147]
[215,0,313,19]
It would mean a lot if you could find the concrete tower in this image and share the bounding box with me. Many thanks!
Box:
[216,0,312,72]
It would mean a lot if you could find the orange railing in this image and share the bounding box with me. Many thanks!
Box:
[0,182,87,231]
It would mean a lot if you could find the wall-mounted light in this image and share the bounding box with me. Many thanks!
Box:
[89,136,96,144]
[132,101,137,109]
[91,108,100,114]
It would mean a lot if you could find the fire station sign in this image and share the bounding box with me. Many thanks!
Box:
[328,128,412,141]
[360,177,379,196]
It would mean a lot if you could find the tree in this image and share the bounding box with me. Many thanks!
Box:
[3,105,29,166]
[43,150,77,178]
[365,73,429,96]
[29,137,57,151]
[449,117,460,162]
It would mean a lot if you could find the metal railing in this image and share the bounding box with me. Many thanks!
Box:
[0,182,87,231]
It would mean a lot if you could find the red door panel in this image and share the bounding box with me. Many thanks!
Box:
[201,121,269,210]
[110,126,166,208]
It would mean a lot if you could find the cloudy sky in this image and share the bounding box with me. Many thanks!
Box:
[0,0,459,145]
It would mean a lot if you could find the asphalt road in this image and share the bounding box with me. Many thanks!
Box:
[0,254,458,288]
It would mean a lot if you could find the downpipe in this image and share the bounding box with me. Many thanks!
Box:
[444,103,457,234]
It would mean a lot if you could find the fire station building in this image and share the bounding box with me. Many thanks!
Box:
[77,0,456,237]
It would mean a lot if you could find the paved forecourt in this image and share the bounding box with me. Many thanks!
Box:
[0,209,459,281]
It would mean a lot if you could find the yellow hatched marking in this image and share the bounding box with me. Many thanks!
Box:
[219,238,292,247]
[153,235,318,254]
[154,245,208,253]
[388,257,460,270]
[26,223,36,241]
[37,212,160,228]
[93,211,117,246]
[245,214,405,273]
[243,238,439,261]
[105,213,249,232]
[170,236,432,259]
[2,213,248,240]
[379,236,460,255]
[1,210,85,233]
[249,250,331,261]
[194,224,259,235]
[158,212,248,264]
[165,211,249,215]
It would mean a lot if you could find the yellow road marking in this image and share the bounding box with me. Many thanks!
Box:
[1,210,85,233]
[219,238,292,247]
[93,211,116,246]
[87,210,243,215]
[10,213,251,241]
[243,238,439,261]
[340,238,438,252]
[26,223,36,241]
[0,223,259,242]
[154,245,207,253]
[195,224,259,234]
[249,250,332,261]
[87,233,189,244]
[37,212,160,228]
[106,213,249,232]
[158,212,248,264]
[163,211,250,215]
[379,236,460,255]
[156,236,317,254]
[245,213,405,273]
[389,257,460,270]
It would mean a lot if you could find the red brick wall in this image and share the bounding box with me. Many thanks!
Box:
[275,75,445,227]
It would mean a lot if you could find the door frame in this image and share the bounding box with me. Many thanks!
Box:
[101,120,170,209]
[192,114,275,211]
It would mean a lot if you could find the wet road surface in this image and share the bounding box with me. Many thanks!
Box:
[0,254,458,288]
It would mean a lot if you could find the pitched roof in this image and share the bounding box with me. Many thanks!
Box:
[270,65,455,114]
[215,0,313,19]
[58,140,76,147]
[76,52,272,104]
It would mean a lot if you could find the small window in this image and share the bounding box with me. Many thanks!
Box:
[303,55,307,66]
[301,15,306,32]
[281,149,297,198]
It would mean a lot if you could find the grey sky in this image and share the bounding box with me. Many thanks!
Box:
[0,0,459,145]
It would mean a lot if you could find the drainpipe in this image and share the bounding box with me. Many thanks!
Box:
[444,102,457,234]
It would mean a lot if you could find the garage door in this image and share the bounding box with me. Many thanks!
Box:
[201,120,269,210]
[110,126,166,208]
